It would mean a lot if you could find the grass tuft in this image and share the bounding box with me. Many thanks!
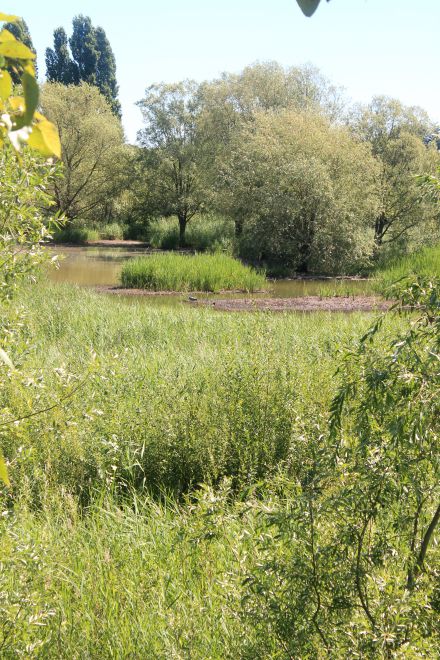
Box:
[120,252,266,292]
[374,244,440,293]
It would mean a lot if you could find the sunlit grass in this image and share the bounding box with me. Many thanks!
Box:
[374,244,440,293]
[120,252,266,292]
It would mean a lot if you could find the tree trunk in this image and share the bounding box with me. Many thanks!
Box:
[178,214,187,248]
[235,218,244,238]
[298,243,311,273]
[374,212,387,246]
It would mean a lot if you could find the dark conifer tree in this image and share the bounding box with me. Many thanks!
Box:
[46,27,78,85]
[45,16,121,118]
[4,19,37,82]
[95,27,121,118]
[69,15,98,86]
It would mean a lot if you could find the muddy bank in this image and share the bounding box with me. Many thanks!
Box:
[95,287,390,312]
[197,296,391,312]
[95,286,181,296]
[95,286,267,296]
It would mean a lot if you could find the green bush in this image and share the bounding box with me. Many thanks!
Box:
[122,220,149,241]
[148,215,235,253]
[120,253,265,292]
[99,222,124,240]
[52,225,99,244]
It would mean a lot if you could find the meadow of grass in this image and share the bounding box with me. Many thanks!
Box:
[4,279,437,656]
[0,281,378,501]
[374,243,440,293]
[120,252,266,292]
[0,281,385,656]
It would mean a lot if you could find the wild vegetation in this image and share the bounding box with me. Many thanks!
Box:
[120,253,265,291]
[375,243,440,293]
[1,10,440,659]
[2,279,440,656]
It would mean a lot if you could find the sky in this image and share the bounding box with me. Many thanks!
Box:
[10,0,440,143]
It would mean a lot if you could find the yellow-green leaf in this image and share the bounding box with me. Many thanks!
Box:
[0,69,11,100]
[9,95,24,111]
[0,40,35,60]
[0,28,16,42]
[296,0,322,17]
[22,71,39,123]
[28,120,61,159]
[0,453,10,488]
[0,12,19,23]
[0,348,13,368]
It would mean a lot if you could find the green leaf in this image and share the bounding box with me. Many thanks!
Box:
[0,453,10,488]
[28,120,61,159]
[0,40,35,60]
[0,12,19,22]
[0,347,13,369]
[22,71,39,123]
[296,0,322,17]
[0,69,11,100]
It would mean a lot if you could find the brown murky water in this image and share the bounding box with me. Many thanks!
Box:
[48,246,371,306]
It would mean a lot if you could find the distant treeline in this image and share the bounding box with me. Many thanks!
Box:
[38,28,440,273]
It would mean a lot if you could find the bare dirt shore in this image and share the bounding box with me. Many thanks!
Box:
[198,296,392,312]
[96,287,391,312]
[95,286,180,296]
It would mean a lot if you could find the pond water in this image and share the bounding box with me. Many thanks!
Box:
[48,246,371,303]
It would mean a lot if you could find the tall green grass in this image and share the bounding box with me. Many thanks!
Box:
[52,225,99,244]
[375,244,440,293]
[0,488,268,658]
[0,282,418,656]
[0,281,384,501]
[120,252,266,292]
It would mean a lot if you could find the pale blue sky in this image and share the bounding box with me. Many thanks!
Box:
[9,0,440,142]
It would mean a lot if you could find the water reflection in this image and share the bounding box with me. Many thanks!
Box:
[48,246,370,301]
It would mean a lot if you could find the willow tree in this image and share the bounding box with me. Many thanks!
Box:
[350,97,439,251]
[137,81,205,247]
[217,110,380,273]
[41,83,130,220]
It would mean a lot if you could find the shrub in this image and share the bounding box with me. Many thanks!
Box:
[52,223,100,244]
[99,222,124,240]
[242,279,440,657]
[148,215,235,253]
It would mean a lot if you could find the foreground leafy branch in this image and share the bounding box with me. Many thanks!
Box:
[0,11,62,486]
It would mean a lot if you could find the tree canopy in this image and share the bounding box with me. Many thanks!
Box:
[216,110,380,273]
[137,81,206,246]
[41,83,130,219]
[349,96,440,251]
[45,15,121,117]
